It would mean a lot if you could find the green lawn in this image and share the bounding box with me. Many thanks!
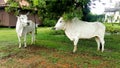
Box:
[0,27,120,68]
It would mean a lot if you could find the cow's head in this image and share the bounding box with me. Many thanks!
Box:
[17,13,30,27]
[54,17,66,30]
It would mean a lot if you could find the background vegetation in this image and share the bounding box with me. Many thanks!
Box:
[5,0,91,26]
[6,0,119,27]
[105,23,120,33]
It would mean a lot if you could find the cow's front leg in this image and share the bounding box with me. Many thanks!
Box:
[73,38,79,53]
[17,35,21,48]
[24,35,27,47]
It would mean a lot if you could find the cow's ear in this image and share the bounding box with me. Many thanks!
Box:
[26,12,29,16]
[17,10,20,16]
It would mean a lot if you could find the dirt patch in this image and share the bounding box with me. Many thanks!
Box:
[17,55,42,68]
[0,45,116,68]
[26,45,56,52]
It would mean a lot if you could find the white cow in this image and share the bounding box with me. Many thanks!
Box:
[54,17,106,53]
[16,14,35,48]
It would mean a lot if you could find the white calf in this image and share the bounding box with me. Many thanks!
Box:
[16,14,35,48]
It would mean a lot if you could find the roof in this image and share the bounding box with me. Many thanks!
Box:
[0,0,6,5]
[19,0,30,7]
[0,0,5,4]
[104,7,120,12]
[0,0,29,7]
[0,0,8,8]
[0,0,36,12]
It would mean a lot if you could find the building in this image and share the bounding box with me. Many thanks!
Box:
[0,0,41,27]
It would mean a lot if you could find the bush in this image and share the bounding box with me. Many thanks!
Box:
[49,30,64,35]
[43,18,56,27]
[63,9,83,21]
[105,23,120,33]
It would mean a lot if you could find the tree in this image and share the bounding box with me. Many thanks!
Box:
[5,0,91,26]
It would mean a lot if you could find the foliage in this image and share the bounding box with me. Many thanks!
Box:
[33,0,39,7]
[5,0,19,15]
[85,13,104,22]
[62,0,90,21]
[63,8,83,21]
[31,0,46,10]
[105,23,120,33]
[42,18,56,27]
[5,0,91,26]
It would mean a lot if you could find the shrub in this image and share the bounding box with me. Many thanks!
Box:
[105,23,120,33]
[49,30,64,35]
[43,18,56,27]
[63,9,83,21]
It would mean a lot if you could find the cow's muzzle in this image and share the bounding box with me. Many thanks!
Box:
[27,22,30,26]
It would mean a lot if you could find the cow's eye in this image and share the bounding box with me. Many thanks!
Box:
[60,21,62,23]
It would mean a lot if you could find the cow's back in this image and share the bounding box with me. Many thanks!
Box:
[65,20,105,40]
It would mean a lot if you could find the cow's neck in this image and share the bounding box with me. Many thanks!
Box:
[64,22,76,41]
[16,19,23,29]
[16,19,24,36]
[63,21,70,30]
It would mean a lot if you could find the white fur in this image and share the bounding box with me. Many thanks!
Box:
[16,14,35,48]
[54,17,106,53]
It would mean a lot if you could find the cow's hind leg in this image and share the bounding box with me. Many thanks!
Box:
[100,38,105,52]
[95,37,100,51]
[17,35,22,48]
[73,38,79,53]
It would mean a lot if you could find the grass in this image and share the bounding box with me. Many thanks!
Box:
[0,27,120,68]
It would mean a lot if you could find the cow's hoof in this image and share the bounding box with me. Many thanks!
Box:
[72,51,76,54]
[101,50,104,52]
[73,50,76,53]
[19,46,21,48]
[24,46,27,48]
